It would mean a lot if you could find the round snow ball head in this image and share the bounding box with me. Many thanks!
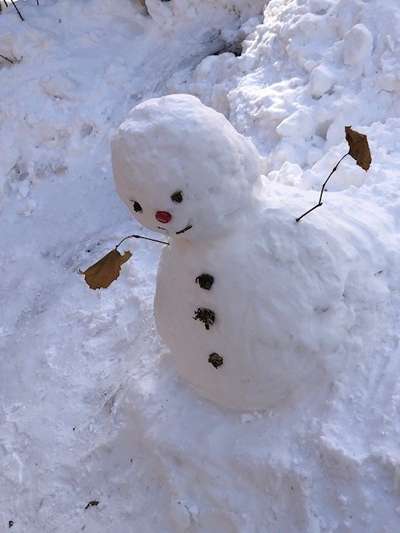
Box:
[111,94,260,241]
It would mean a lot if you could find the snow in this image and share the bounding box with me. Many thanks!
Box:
[309,64,335,98]
[343,23,373,67]
[1,0,400,531]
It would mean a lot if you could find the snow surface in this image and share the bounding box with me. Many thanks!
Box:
[1,0,400,531]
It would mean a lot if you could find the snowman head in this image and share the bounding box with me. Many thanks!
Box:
[111,94,260,241]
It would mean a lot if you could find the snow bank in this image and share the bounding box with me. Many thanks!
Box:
[1,0,400,532]
[169,0,400,182]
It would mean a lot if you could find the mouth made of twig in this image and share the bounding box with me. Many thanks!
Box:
[157,226,169,232]
[176,224,193,235]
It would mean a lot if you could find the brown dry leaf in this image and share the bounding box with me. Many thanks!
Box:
[80,249,132,290]
[345,126,372,171]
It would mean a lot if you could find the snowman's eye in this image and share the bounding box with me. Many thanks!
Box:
[171,191,183,203]
[131,200,142,213]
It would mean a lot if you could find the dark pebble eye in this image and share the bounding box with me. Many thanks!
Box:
[171,191,183,203]
[132,201,142,213]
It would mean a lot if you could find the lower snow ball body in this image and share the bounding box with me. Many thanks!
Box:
[154,209,360,411]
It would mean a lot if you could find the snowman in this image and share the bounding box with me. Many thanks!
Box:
[111,94,387,410]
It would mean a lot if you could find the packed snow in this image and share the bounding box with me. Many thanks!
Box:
[1,0,400,532]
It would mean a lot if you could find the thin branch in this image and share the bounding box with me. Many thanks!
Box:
[296,152,349,223]
[0,54,14,64]
[10,0,24,21]
[115,234,169,250]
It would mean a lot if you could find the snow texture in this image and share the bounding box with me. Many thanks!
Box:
[1,0,400,531]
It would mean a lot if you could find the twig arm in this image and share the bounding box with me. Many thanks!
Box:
[0,54,14,64]
[115,234,169,250]
[296,152,349,223]
[10,0,24,21]
[295,203,323,222]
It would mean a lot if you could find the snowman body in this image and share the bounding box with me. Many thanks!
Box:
[154,203,355,410]
[112,94,387,410]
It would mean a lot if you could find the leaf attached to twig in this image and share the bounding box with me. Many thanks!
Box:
[80,249,132,290]
[345,126,371,171]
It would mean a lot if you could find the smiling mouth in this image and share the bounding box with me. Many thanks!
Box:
[157,224,192,235]
[175,224,192,235]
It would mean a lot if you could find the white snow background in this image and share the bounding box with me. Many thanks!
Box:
[1,0,400,531]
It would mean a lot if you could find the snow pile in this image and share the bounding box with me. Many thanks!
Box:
[169,0,400,187]
[1,0,400,532]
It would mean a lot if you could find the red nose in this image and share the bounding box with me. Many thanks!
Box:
[155,211,172,224]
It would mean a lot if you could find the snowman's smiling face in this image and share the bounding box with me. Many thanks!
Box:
[127,189,193,237]
[112,94,260,241]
